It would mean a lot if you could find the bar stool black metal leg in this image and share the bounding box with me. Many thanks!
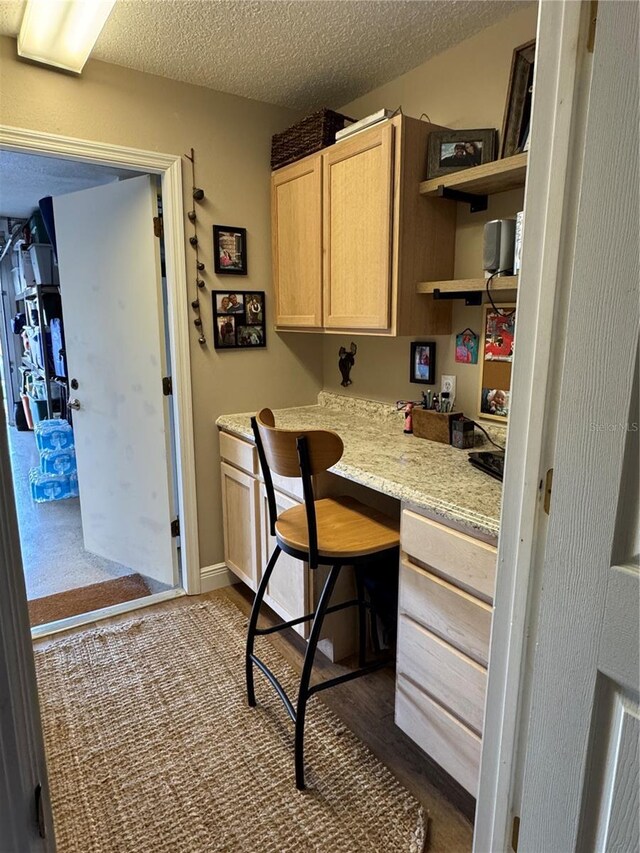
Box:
[295,563,341,790]
[355,566,367,668]
[246,545,281,707]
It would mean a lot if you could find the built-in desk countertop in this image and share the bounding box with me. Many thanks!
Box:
[216,392,503,540]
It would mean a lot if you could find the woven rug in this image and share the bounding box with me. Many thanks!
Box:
[35,596,427,852]
[28,573,151,627]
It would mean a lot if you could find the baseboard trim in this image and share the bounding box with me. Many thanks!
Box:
[200,562,239,593]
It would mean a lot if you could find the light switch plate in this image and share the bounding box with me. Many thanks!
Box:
[441,374,457,404]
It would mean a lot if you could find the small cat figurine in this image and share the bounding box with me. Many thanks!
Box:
[338,342,357,387]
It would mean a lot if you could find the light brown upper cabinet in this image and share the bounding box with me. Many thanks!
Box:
[271,156,323,328]
[323,123,394,330]
[271,115,457,336]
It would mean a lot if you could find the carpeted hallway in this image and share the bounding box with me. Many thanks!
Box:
[7,427,165,624]
[8,427,134,599]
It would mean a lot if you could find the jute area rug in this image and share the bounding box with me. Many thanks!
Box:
[35,596,427,852]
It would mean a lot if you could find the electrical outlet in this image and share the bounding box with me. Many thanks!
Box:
[441,374,457,403]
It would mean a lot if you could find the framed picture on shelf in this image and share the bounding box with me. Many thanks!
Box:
[500,39,536,158]
[213,225,247,275]
[410,341,436,385]
[478,303,516,422]
[427,129,497,180]
[213,291,266,349]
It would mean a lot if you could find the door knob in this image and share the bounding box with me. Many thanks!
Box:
[68,398,81,411]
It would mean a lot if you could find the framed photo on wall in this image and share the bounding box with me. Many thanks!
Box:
[213,291,266,349]
[478,303,516,421]
[213,225,247,275]
[427,129,497,180]
[500,39,536,158]
[410,341,436,385]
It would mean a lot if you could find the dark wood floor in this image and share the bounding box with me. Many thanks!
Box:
[220,584,475,853]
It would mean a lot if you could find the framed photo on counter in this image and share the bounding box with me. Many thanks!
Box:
[479,303,516,421]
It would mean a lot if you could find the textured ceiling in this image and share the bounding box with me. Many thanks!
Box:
[0,150,138,217]
[0,0,524,110]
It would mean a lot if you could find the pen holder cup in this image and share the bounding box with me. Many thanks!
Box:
[412,409,461,444]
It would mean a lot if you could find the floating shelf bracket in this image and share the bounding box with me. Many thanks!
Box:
[433,287,483,306]
[436,185,488,213]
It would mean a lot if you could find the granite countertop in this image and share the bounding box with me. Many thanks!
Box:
[216,392,504,539]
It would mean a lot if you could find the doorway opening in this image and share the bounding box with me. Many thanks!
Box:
[0,149,183,629]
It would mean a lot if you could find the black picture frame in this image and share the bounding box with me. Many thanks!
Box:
[410,341,436,385]
[213,225,247,275]
[213,291,266,350]
[500,39,536,158]
[427,129,497,180]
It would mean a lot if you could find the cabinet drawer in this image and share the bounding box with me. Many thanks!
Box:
[219,431,258,476]
[401,509,497,602]
[399,558,492,666]
[397,614,486,734]
[395,673,481,797]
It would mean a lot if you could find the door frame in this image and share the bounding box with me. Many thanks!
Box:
[0,415,54,850]
[0,124,201,595]
[474,1,595,850]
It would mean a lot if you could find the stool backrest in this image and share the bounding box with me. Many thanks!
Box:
[254,409,343,477]
[252,409,344,568]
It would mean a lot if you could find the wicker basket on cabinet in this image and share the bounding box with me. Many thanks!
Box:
[271,108,354,170]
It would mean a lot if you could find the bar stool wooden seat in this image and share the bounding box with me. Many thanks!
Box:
[246,408,400,789]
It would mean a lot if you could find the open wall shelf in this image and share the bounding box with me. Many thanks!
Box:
[417,277,519,295]
[419,153,528,206]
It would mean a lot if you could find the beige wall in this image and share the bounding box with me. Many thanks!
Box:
[0,37,323,568]
[322,4,536,414]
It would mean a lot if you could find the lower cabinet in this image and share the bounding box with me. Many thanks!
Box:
[259,484,311,638]
[396,508,497,797]
[220,461,260,590]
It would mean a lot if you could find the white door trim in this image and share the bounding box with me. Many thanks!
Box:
[474,2,593,850]
[0,124,201,595]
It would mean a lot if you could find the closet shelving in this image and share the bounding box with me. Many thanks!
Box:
[15,272,64,421]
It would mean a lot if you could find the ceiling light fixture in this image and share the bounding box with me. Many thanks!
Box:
[18,0,116,74]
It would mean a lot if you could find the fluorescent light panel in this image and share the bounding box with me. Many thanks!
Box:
[18,0,116,74]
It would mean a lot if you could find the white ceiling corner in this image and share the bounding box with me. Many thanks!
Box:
[0,0,526,111]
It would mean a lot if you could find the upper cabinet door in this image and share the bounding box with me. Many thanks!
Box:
[272,157,323,328]
[323,124,394,330]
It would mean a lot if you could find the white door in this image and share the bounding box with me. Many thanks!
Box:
[517,2,639,850]
[53,175,177,586]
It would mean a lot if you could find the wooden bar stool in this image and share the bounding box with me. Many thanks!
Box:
[246,408,400,789]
